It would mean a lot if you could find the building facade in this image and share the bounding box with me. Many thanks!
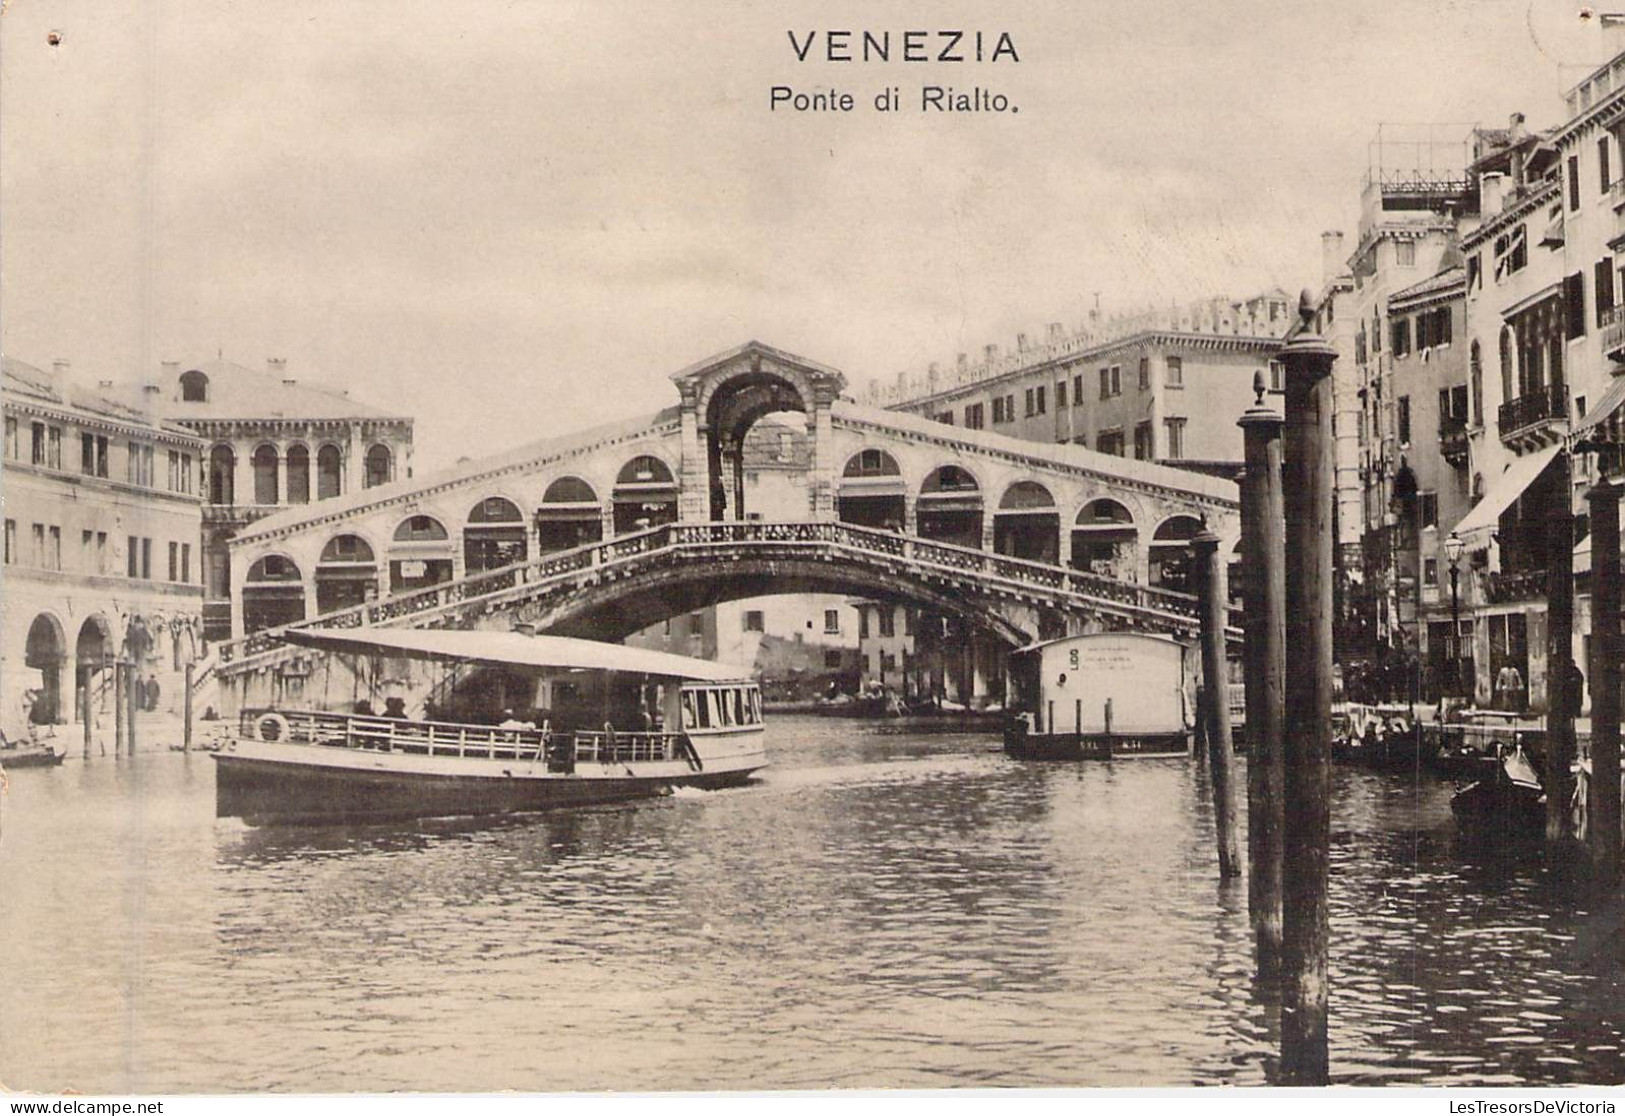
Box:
[148,358,413,641]
[2,358,205,739]
[867,292,1294,478]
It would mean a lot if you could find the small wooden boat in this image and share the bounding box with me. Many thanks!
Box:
[212,627,769,826]
[1450,744,1546,835]
[1333,702,1424,768]
[1003,632,1193,760]
[0,741,66,769]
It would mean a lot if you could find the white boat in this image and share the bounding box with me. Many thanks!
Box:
[211,628,768,825]
[1003,632,1195,759]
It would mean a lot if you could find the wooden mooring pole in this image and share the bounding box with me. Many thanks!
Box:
[1239,374,1286,980]
[184,662,195,753]
[1194,530,1242,878]
[114,662,126,756]
[1587,477,1621,888]
[126,662,139,756]
[1546,449,1577,847]
[1278,295,1337,1085]
[82,677,93,760]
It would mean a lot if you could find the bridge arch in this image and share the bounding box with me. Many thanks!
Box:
[613,454,680,535]
[390,514,454,593]
[1070,497,1139,579]
[243,554,306,634]
[538,475,604,553]
[697,361,818,521]
[837,449,906,529]
[316,533,379,614]
[464,496,528,573]
[1149,514,1204,591]
[994,480,1060,564]
[917,464,984,548]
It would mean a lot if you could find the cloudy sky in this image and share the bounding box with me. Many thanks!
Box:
[0,0,1609,470]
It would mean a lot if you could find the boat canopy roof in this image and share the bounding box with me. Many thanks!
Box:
[281,627,753,683]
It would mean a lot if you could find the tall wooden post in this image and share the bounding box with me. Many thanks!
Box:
[1194,530,1242,878]
[1278,295,1337,1086]
[1546,450,1576,845]
[1588,478,1621,887]
[184,661,195,753]
[114,662,126,756]
[82,677,93,760]
[1239,376,1286,980]
[126,664,139,755]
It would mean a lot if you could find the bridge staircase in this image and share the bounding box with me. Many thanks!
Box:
[211,521,1237,682]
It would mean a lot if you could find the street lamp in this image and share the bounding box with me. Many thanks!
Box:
[1444,531,1465,698]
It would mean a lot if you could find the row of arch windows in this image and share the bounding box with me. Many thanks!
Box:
[209,443,396,506]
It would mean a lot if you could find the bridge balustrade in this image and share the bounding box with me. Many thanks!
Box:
[216,519,1223,676]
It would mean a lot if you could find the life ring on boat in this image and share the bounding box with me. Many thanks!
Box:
[254,712,291,743]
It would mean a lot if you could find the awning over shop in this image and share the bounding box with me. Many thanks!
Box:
[1573,374,1625,440]
[1453,443,1560,550]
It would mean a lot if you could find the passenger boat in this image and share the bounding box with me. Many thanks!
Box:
[1003,632,1193,760]
[1450,744,1546,835]
[211,628,769,825]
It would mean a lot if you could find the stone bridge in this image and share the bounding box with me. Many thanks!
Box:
[211,341,1240,691]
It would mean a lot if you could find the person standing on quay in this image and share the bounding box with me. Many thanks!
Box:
[1495,662,1525,712]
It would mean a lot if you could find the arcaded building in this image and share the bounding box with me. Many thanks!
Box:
[149,358,413,640]
[1,358,205,739]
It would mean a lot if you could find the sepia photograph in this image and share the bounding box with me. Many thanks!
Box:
[1,0,1623,1097]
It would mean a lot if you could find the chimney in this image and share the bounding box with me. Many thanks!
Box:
[1320,231,1346,286]
[983,343,998,364]
[1508,111,1526,142]
[956,352,969,374]
[1016,332,1029,352]
[52,359,69,378]
[1481,170,1505,216]
[1046,322,1064,343]
[97,380,114,389]
[926,361,940,385]
[160,360,179,381]
[267,357,291,384]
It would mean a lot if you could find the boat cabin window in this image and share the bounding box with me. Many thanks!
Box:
[679,685,761,730]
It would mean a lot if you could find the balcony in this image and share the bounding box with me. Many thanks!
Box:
[1605,304,1625,363]
[1497,384,1568,450]
[1612,176,1625,211]
[1438,414,1469,465]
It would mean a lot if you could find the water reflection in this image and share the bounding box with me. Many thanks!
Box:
[0,721,1621,1092]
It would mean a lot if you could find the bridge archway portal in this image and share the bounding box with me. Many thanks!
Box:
[704,371,810,521]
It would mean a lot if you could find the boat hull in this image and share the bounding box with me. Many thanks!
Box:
[212,734,766,826]
[1004,721,1190,760]
[0,745,66,769]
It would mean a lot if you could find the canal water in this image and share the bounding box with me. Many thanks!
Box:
[1,717,1621,1093]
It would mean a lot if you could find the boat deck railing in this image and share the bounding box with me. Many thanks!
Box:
[239,709,682,765]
